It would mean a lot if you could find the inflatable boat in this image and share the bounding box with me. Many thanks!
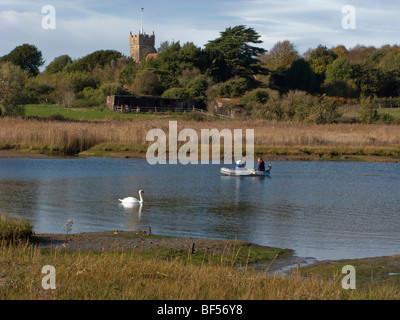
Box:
[221,164,272,177]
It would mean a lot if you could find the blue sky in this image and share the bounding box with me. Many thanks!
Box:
[1,0,400,67]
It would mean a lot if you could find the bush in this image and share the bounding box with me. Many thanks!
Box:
[211,78,252,98]
[308,97,341,124]
[162,87,189,98]
[240,89,270,105]
[279,91,341,123]
[280,90,315,121]
[378,112,395,124]
[358,96,380,124]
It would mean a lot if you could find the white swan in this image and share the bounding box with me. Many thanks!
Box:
[119,190,144,205]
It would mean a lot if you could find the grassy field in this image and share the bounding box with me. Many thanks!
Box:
[2,213,400,300]
[1,236,399,300]
[24,104,196,121]
[25,104,400,122]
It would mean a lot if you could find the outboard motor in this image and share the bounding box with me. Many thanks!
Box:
[266,164,272,173]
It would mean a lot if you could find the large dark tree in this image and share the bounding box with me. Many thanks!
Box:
[205,25,267,81]
[64,50,123,73]
[0,44,44,76]
[285,59,318,93]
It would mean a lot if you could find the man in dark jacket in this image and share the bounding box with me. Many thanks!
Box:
[257,157,265,172]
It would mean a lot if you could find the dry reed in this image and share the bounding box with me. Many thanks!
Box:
[0,118,399,155]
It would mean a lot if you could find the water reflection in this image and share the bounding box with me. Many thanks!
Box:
[0,158,399,261]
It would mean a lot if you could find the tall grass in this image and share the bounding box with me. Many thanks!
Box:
[0,215,33,242]
[0,117,399,156]
[1,243,398,300]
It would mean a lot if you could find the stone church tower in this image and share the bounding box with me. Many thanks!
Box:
[129,31,157,62]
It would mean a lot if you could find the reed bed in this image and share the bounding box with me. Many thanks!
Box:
[0,117,399,156]
[1,242,398,300]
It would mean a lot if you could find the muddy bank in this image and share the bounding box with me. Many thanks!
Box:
[30,230,298,272]
[2,149,399,163]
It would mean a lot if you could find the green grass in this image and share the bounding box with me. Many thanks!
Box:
[24,104,209,121]
[1,241,399,300]
[379,108,400,120]
[25,104,156,120]
[301,256,400,291]
[129,244,292,267]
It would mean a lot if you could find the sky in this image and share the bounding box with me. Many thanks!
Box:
[1,0,400,68]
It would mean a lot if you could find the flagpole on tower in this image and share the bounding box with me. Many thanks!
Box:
[140,8,144,34]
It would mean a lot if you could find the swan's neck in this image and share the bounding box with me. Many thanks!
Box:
[139,191,143,202]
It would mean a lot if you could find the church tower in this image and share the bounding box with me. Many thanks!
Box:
[129,9,157,62]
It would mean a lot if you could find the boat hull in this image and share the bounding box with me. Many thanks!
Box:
[220,167,270,177]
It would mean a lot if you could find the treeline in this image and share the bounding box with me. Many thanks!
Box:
[1,25,400,123]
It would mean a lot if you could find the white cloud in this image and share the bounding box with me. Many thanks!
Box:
[221,0,400,53]
[1,0,400,67]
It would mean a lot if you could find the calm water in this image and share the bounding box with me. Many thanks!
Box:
[0,157,399,261]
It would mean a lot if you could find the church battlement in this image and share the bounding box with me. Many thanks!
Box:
[129,31,157,62]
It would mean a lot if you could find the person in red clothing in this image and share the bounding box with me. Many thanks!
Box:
[257,157,265,172]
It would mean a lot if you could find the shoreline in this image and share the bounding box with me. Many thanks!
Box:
[29,230,400,277]
[29,230,298,273]
[1,149,399,163]
[4,230,400,299]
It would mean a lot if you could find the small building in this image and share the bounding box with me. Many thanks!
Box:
[107,95,199,113]
[214,98,244,118]
[145,53,159,62]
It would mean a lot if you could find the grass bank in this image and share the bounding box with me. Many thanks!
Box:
[301,255,400,292]
[1,218,399,300]
[1,238,399,300]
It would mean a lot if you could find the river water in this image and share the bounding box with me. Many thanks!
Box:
[0,157,399,261]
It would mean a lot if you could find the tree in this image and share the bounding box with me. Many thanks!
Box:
[325,58,352,83]
[132,70,163,96]
[346,45,375,64]
[0,62,26,116]
[64,50,123,73]
[46,55,72,74]
[351,62,381,96]
[305,45,337,86]
[205,25,267,81]
[377,51,400,96]
[262,40,299,70]
[0,44,44,76]
[332,45,348,59]
[53,82,76,107]
[285,59,318,93]
[145,41,205,90]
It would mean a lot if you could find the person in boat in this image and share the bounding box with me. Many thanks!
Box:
[236,160,245,169]
[257,157,266,172]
